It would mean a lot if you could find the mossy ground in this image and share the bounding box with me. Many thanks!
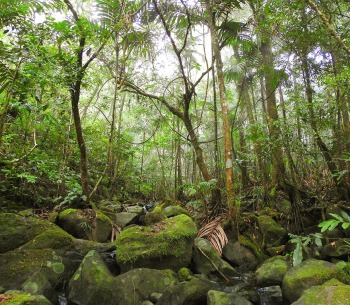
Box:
[115,214,197,263]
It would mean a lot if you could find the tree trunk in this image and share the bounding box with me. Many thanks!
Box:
[205,0,237,232]
[260,38,286,189]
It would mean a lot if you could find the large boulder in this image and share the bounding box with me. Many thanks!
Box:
[22,271,58,305]
[57,208,112,242]
[157,275,216,305]
[193,238,238,279]
[0,213,52,253]
[291,279,350,305]
[257,215,288,247]
[0,291,53,305]
[115,214,197,272]
[68,250,116,305]
[255,255,289,286]
[223,240,258,271]
[114,268,178,305]
[0,248,66,291]
[207,290,253,305]
[282,258,349,303]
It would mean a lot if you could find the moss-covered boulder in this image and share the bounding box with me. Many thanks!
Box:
[57,208,112,242]
[20,226,75,251]
[207,290,253,305]
[223,240,259,272]
[115,214,197,272]
[68,250,116,305]
[114,268,178,305]
[257,215,288,247]
[0,291,53,305]
[143,209,166,225]
[157,275,216,305]
[291,279,350,305]
[0,213,52,253]
[22,272,57,305]
[255,255,289,286]
[163,205,191,218]
[193,238,238,279]
[282,258,349,303]
[0,248,66,291]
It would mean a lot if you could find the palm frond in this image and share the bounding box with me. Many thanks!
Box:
[198,217,228,255]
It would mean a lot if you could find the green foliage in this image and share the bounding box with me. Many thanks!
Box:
[319,211,350,232]
[288,233,322,266]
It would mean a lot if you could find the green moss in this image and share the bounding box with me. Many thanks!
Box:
[59,208,78,217]
[0,213,54,254]
[115,214,197,263]
[0,249,64,289]
[21,227,75,250]
[177,267,192,281]
[239,234,265,262]
[0,291,52,305]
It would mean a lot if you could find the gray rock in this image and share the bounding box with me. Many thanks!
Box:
[223,240,258,271]
[115,212,139,228]
[257,286,284,305]
[193,238,239,279]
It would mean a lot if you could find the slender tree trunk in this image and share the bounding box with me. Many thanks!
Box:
[205,0,237,231]
[260,38,286,189]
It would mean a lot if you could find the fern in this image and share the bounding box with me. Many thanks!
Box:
[198,217,228,255]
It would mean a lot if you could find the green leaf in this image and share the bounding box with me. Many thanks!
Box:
[342,223,350,229]
[292,242,303,266]
[330,213,344,222]
[341,211,350,223]
[319,220,338,232]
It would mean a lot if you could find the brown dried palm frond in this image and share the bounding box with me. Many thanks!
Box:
[197,216,228,255]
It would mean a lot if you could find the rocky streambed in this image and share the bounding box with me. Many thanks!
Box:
[1,200,350,305]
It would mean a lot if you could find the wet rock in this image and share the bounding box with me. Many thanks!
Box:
[282,258,350,303]
[207,290,253,305]
[255,255,289,286]
[222,282,259,304]
[193,238,239,279]
[291,279,350,305]
[257,286,284,305]
[115,214,197,272]
[223,240,258,271]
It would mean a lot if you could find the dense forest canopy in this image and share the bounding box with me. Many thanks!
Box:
[1,0,350,229]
